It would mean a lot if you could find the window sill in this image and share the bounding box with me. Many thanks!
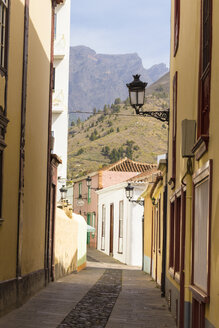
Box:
[192,135,209,161]
[175,272,180,284]
[0,218,5,225]
[0,65,7,77]
[168,267,174,278]
[189,285,209,304]
[168,267,180,284]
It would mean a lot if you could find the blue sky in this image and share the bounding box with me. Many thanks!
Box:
[70,0,171,69]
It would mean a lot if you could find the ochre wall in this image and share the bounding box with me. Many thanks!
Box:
[21,0,51,275]
[168,0,219,326]
[0,0,25,281]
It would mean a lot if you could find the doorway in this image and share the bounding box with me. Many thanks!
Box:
[110,203,114,255]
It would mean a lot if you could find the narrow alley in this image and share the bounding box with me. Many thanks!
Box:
[0,250,176,328]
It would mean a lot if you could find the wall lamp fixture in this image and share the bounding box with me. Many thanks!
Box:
[125,183,144,206]
[126,75,169,123]
[86,176,99,190]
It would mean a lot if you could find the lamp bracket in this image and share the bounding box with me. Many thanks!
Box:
[135,108,169,123]
[128,198,144,207]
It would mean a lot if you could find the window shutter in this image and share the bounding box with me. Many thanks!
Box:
[174,0,180,56]
[171,72,178,185]
[198,0,212,137]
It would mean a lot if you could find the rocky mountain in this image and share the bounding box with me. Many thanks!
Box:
[68,75,170,178]
[68,46,168,121]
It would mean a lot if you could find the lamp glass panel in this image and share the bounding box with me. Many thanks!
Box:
[137,90,145,105]
[130,91,137,105]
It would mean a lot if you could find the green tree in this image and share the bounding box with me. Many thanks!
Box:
[114,98,121,105]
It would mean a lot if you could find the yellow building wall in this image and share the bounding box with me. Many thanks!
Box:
[151,185,163,286]
[143,194,153,274]
[55,209,78,278]
[21,0,52,275]
[0,0,25,281]
[168,0,219,326]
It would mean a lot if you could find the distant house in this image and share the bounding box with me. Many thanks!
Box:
[72,158,156,248]
[96,168,158,266]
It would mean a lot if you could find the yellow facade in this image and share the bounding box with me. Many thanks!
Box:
[167,0,219,327]
[0,0,54,316]
[143,165,166,292]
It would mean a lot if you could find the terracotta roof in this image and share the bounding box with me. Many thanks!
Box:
[101,157,156,173]
[128,168,160,183]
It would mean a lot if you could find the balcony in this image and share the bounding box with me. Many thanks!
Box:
[54,35,66,59]
[52,89,66,114]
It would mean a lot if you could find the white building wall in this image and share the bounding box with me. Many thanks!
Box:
[97,182,144,267]
[52,0,71,199]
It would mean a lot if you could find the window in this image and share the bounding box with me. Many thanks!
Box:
[169,201,175,268]
[174,0,180,56]
[78,182,82,198]
[0,0,9,73]
[158,198,161,252]
[88,186,91,204]
[118,200,123,253]
[101,205,106,250]
[198,0,212,138]
[169,193,181,277]
[191,160,212,303]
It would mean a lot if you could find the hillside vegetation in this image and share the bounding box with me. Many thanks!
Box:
[68,74,169,179]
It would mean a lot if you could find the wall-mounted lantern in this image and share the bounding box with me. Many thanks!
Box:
[126,75,169,122]
[125,183,144,206]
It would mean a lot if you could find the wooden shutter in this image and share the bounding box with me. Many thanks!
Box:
[174,0,180,56]
[198,0,212,137]
[171,72,178,186]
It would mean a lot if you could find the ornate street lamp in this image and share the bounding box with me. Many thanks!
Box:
[126,75,169,123]
[60,184,67,201]
[125,183,144,206]
[125,183,134,201]
[86,176,92,188]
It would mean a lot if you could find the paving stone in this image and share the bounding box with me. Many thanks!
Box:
[0,249,176,328]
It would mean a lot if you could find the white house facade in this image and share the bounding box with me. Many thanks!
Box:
[52,0,71,198]
[97,182,145,267]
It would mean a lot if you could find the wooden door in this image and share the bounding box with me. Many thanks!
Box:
[110,204,114,254]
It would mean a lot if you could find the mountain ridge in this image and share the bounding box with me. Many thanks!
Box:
[68,46,168,121]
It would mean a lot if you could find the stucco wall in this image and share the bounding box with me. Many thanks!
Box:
[54,208,78,279]
[101,171,138,188]
[97,183,144,267]
[0,0,25,281]
[168,0,219,326]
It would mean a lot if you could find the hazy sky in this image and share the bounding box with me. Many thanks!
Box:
[70,0,171,69]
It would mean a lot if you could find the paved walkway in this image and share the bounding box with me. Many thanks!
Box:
[0,249,176,328]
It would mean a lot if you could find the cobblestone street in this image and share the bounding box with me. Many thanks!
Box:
[0,249,176,328]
